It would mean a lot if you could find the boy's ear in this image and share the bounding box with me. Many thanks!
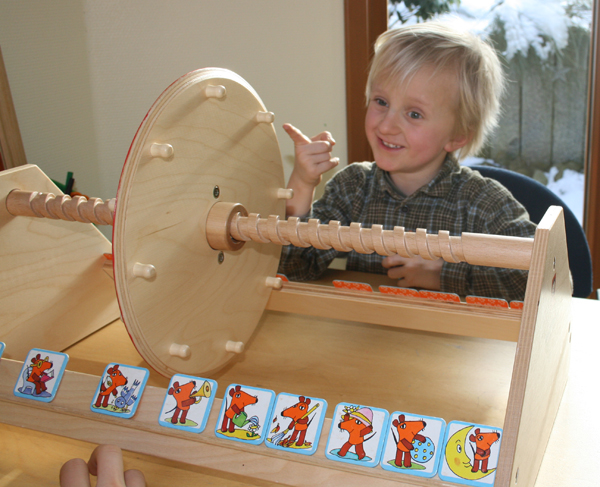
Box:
[444,131,472,153]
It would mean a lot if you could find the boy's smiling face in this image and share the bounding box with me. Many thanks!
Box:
[365,65,469,195]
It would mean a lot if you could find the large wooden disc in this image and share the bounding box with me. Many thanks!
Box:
[113,68,285,377]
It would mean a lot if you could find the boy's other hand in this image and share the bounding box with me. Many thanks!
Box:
[283,123,339,217]
[382,254,443,291]
[60,444,146,487]
[283,123,339,187]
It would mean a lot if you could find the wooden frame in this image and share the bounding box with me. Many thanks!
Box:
[586,0,600,295]
[0,205,572,487]
[0,45,27,171]
[344,0,387,164]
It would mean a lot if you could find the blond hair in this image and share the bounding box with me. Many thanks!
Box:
[366,21,505,159]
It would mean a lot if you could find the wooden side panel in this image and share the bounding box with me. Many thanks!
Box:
[495,207,572,486]
[0,165,119,358]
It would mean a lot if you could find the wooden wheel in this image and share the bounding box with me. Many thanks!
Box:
[112,68,285,377]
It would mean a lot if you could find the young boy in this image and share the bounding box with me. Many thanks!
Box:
[278,21,537,302]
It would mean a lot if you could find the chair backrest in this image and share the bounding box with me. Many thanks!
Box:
[471,165,593,298]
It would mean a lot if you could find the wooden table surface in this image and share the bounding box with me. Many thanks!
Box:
[0,297,598,486]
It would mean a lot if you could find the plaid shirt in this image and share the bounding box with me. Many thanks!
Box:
[278,158,537,301]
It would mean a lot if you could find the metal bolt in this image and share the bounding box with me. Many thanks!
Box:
[213,185,220,199]
[218,252,224,264]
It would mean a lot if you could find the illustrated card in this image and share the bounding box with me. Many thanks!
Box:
[265,392,327,456]
[13,348,69,403]
[0,342,4,359]
[158,374,217,433]
[90,363,149,419]
[325,402,389,468]
[380,411,446,478]
[438,421,503,486]
[215,384,275,446]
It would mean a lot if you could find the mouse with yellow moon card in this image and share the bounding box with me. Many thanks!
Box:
[438,420,502,486]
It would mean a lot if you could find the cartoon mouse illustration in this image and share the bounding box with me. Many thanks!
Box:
[221,385,258,433]
[337,406,374,460]
[280,396,312,447]
[94,364,128,409]
[392,414,427,468]
[168,380,200,424]
[469,428,501,473]
[27,353,54,396]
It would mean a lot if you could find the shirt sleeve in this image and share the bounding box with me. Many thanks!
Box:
[277,165,364,281]
[439,179,537,302]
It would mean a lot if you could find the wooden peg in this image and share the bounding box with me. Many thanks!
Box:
[393,226,416,258]
[307,219,332,250]
[256,111,275,123]
[285,216,311,248]
[169,343,190,358]
[276,188,294,200]
[349,222,373,254]
[371,224,394,256]
[266,214,290,245]
[132,263,156,280]
[265,276,283,289]
[225,341,244,354]
[205,85,226,99]
[328,220,353,252]
[416,228,438,260]
[246,213,272,243]
[150,143,174,159]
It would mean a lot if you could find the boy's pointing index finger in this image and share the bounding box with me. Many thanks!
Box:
[283,123,313,145]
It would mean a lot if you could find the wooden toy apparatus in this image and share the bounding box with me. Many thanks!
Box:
[0,68,572,486]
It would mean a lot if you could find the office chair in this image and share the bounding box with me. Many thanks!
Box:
[471,165,593,298]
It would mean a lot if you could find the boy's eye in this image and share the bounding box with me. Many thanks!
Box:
[374,97,388,107]
[408,111,422,119]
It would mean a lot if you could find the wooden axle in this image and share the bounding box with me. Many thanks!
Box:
[6,189,114,226]
[206,201,534,270]
[6,191,534,271]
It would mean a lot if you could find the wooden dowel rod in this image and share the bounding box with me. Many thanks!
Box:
[6,190,115,225]
[207,202,534,270]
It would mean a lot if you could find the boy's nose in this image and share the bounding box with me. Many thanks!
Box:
[378,111,401,134]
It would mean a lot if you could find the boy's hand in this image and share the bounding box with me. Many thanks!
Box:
[382,255,443,291]
[284,123,338,186]
[60,445,146,487]
[284,123,339,217]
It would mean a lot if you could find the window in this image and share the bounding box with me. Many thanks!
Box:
[344,0,598,296]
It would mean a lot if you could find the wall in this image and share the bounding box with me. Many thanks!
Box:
[0,0,347,238]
